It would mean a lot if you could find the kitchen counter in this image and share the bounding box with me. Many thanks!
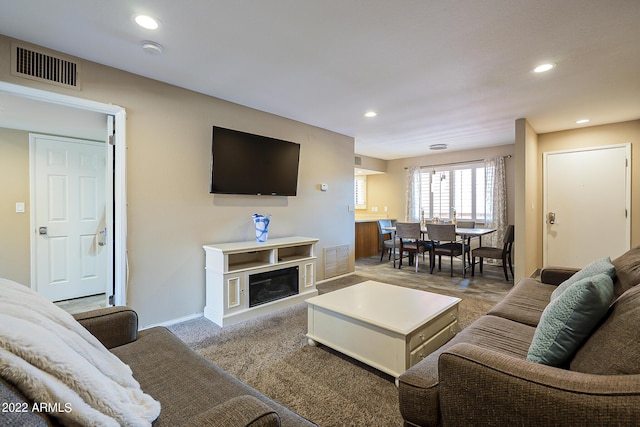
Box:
[355,219,384,259]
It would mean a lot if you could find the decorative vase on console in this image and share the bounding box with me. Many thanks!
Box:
[252,213,271,242]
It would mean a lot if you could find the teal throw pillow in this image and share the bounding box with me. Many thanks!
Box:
[550,257,615,300]
[527,273,614,366]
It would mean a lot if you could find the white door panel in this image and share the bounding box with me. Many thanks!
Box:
[32,135,107,301]
[543,144,630,268]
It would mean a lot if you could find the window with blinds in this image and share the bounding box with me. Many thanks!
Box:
[354,175,367,209]
[415,161,488,222]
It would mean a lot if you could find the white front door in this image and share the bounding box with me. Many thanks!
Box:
[31,134,107,301]
[543,144,630,268]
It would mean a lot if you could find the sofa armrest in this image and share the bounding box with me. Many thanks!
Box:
[437,343,640,426]
[539,267,579,285]
[185,395,281,427]
[73,306,138,349]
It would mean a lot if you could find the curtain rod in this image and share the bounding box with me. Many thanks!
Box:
[404,155,511,170]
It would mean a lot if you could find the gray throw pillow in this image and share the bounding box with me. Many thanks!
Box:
[550,257,615,300]
[570,284,640,374]
[611,246,640,298]
[527,273,614,366]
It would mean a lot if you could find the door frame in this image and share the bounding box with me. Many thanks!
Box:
[542,143,631,267]
[0,81,127,306]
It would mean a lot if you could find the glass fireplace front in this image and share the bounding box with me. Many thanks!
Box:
[248,266,299,308]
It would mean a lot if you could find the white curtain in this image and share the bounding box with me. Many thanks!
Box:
[484,156,508,248]
[405,167,421,222]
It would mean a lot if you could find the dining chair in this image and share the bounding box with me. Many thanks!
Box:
[455,220,475,265]
[456,220,475,228]
[471,224,515,281]
[395,222,430,272]
[426,223,466,277]
[377,219,398,262]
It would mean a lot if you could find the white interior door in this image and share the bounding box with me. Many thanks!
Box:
[543,144,630,268]
[31,134,107,301]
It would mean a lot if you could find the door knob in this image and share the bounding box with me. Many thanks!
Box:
[548,212,556,224]
[38,226,48,235]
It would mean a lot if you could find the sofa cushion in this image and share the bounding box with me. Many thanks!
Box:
[398,315,535,427]
[186,395,280,427]
[487,278,556,326]
[570,285,640,374]
[527,273,614,366]
[0,378,53,426]
[550,257,615,300]
[611,246,640,298]
[111,327,314,427]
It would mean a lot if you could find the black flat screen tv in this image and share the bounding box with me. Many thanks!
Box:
[210,126,301,196]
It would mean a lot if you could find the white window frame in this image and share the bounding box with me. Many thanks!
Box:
[414,161,488,223]
[354,175,367,210]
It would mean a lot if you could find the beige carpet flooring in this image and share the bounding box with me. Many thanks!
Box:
[168,256,513,426]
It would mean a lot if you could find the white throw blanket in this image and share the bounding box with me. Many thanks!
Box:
[0,278,161,426]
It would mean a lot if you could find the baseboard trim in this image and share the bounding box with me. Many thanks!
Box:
[142,271,357,329]
[142,312,204,330]
[316,271,355,285]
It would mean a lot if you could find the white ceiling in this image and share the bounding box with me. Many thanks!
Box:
[0,0,638,160]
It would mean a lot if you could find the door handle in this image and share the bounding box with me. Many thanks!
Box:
[38,226,48,235]
[98,228,107,246]
[548,212,556,225]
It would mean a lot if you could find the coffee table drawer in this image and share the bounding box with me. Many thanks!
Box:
[409,321,458,366]
[408,305,458,351]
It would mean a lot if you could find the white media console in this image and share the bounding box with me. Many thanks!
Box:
[203,236,319,327]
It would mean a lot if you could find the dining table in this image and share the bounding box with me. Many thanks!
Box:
[382,225,496,275]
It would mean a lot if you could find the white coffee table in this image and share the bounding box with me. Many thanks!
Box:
[306,280,461,383]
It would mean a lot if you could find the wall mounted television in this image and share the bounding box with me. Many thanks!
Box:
[210,126,301,196]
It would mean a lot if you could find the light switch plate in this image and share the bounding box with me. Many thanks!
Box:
[16,202,25,213]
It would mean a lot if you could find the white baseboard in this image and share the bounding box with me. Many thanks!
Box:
[316,271,355,285]
[142,272,355,330]
[141,312,204,330]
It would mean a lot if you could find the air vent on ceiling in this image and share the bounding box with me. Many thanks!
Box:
[11,42,80,90]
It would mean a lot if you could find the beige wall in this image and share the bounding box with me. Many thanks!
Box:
[516,119,640,280]
[364,145,516,226]
[0,36,355,327]
[356,155,387,173]
[538,119,640,249]
[0,128,30,284]
[515,118,541,280]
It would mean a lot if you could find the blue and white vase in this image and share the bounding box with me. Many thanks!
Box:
[252,213,271,242]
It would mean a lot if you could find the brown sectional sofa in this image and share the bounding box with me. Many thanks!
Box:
[1,306,316,426]
[398,247,640,426]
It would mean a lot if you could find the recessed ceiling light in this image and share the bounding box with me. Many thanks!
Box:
[141,41,164,55]
[533,63,556,73]
[576,119,590,124]
[135,15,159,30]
[364,111,377,118]
[429,144,447,150]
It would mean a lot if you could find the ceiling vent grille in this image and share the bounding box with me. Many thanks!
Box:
[11,43,80,90]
